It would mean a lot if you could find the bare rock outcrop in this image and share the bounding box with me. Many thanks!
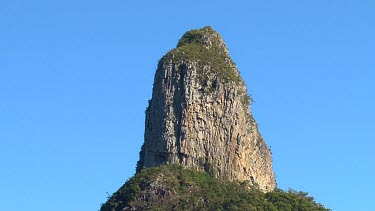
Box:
[137,26,276,192]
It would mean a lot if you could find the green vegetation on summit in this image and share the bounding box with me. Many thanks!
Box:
[163,26,242,84]
[100,165,329,211]
[176,26,225,48]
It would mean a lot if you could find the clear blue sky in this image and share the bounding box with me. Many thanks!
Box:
[1,1,374,210]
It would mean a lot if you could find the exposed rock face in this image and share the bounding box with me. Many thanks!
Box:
[137,26,276,192]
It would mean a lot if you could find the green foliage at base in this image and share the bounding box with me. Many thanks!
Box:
[100,165,329,211]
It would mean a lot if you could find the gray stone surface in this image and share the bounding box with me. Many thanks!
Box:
[137,26,276,192]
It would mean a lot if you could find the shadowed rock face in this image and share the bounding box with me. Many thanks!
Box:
[137,26,276,192]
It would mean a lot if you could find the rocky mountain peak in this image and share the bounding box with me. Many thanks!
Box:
[137,26,276,192]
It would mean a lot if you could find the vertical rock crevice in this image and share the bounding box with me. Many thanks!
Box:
[172,63,186,163]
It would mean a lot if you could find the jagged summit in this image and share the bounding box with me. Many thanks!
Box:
[137,26,276,192]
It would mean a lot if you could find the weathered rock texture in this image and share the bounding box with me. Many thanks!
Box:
[137,26,276,192]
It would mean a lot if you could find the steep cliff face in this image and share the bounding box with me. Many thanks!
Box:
[137,26,276,192]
